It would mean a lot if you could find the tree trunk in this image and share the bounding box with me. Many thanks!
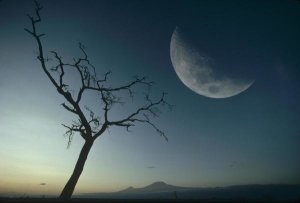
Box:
[59,139,94,198]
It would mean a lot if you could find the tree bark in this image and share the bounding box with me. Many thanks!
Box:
[59,139,94,198]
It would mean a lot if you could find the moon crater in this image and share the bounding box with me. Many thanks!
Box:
[170,27,254,99]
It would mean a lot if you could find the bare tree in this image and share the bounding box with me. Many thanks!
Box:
[25,1,170,199]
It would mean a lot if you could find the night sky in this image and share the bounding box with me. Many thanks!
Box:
[0,0,300,196]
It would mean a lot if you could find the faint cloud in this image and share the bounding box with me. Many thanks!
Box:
[147,166,156,169]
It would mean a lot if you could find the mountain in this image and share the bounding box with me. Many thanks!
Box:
[76,182,300,201]
[119,181,187,194]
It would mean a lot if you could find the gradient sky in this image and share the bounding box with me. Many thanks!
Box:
[0,0,300,197]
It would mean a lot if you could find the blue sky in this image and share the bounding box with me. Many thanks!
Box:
[0,0,299,196]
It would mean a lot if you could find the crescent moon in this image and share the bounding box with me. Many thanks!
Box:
[170,27,254,99]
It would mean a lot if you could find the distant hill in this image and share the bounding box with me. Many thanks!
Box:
[76,182,300,201]
[119,181,188,194]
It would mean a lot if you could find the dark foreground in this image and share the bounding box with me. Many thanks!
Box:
[1,198,300,203]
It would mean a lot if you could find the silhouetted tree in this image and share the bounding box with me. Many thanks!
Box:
[25,1,170,199]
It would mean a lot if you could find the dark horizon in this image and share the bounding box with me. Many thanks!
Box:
[1,181,300,202]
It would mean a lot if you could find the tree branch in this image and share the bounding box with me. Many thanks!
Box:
[25,1,93,143]
[107,93,169,141]
[25,1,170,146]
[61,103,77,114]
